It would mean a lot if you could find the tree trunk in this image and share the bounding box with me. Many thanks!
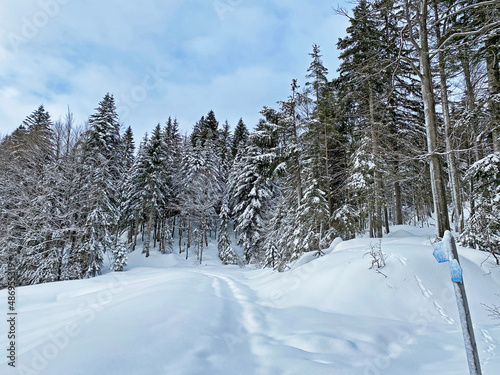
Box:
[461,49,482,162]
[324,121,332,215]
[485,32,500,152]
[204,217,208,247]
[133,222,138,251]
[158,220,164,254]
[291,82,304,205]
[384,206,390,235]
[172,216,176,238]
[369,84,383,238]
[153,218,157,249]
[394,181,403,225]
[417,0,450,237]
[187,217,191,250]
[199,242,204,264]
[434,2,463,233]
[178,217,183,254]
[144,207,154,257]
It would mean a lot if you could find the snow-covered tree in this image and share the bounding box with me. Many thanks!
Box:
[262,192,294,270]
[76,93,123,276]
[125,124,171,257]
[110,241,129,272]
[229,146,272,263]
[218,203,239,265]
[460,153,500,264]
[231,118,249,159]
[292,172,333,258]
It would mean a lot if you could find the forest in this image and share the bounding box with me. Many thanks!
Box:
[0,0,499,287]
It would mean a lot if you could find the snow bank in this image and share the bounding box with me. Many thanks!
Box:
[1,227,499,375]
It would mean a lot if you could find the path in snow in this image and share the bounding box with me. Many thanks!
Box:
[1,225,499,375]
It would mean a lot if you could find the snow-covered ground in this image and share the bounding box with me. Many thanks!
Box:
[1,225,499,374]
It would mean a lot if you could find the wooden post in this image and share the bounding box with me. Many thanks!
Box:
[444,231,482,375]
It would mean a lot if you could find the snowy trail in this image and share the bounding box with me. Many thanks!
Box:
[1,226,500,374]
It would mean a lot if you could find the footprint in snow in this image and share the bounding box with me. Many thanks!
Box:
[391,254,408,266]
[481,329,497,365]
[414,275,433,298]
[415,275,456,325]
[433,301,455,324]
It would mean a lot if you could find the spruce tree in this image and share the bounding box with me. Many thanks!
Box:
[228,146,272,263]
[77,93,123,276]
[122,126,135,172]
[231,118,249,158]
[460,153,500,264]
[218,204,239,265]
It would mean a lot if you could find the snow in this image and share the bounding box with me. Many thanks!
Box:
[1,226,500,374]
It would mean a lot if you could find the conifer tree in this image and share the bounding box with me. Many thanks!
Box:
[460,153,500,264]
[231,118,249,158]
[305,44,333,214]
[293,167,333,258]
[228,146,272,263]
[218,204,239,265]
[191,110,220,147]
[122,126,135,172]
[77,93,123,276]
[262,191,294,270]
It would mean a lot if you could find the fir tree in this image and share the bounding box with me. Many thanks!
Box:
[229,146,272,263]
[292,169,333,258]
[122,126,135,172]
[77,93,123,276]
[460,153,500,264]
[231,118,249,158]
[262,192,293,270]
[111,242,129,272]
[218,204,239,265]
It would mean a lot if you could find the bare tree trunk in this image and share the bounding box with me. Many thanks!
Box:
[127,221,133,243]
[153,218,157,249]
[187,217,191,250]
[434,2,463,233]
[324,121,332,215]
[394,181,403,225]
[486,32,500,152]
[416,0,450,237]
[384,206,390,235]
[204,217,208,247]
[158,220,164,254]
[291,80,303,205]
[214,218,217,241]
[369,85,383,238]
[144,207,154,257]
[368,209,375,238]
[461,49,482,162]
[133,221,138,251]
[172,216,176,238]
[178,217,183,254]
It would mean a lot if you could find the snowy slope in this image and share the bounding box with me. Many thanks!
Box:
[1,226,499,374]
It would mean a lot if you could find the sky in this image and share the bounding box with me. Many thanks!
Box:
[0,0,352,141]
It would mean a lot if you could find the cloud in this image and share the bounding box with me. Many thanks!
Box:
[0,0,351,141]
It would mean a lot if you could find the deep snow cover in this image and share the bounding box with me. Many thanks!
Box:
[1,225,499,374]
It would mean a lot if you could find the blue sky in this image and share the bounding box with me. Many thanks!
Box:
[0,0,351,140]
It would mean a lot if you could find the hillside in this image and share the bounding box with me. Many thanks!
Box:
[1,226,499,374]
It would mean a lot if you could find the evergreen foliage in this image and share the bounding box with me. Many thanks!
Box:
[1,1,499,286]
[218,204,239,265]
[460,153,500,264]
[228,146,272,263]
